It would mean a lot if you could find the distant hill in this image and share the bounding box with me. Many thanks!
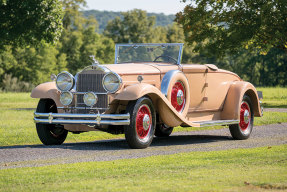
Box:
[82,10,176,33]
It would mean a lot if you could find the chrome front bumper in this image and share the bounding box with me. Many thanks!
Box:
[34,112,130,126]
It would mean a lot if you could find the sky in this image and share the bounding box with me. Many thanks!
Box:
[83,0,189,15]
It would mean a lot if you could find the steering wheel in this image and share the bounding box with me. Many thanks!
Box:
[153,55,178,64]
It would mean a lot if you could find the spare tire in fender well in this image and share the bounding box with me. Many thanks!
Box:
[160,70,190,116]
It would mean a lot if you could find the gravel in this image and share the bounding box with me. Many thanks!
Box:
[1,123,286,169]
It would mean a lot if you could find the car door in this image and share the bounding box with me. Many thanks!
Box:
[182,64,207,112]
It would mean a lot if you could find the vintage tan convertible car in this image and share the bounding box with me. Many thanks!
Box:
[31,43,263,149]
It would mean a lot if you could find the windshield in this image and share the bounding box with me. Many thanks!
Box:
[115,43,183,64]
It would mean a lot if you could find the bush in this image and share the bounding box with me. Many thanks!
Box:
[0,74,33,92]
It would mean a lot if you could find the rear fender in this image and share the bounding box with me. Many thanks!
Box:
[221,81,262,120]
[30,82,62,107]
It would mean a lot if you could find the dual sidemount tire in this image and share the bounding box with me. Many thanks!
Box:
[36,99,68,145]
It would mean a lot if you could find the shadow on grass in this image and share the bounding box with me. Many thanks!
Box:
[0,134,231,150]
[262,104,287,108]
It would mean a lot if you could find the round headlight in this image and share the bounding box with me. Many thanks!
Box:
[60,91,73,106]
[83,92,98,107]
[56,71,75,91]
[102,72,122,93]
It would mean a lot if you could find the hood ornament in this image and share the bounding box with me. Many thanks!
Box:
[90,55,99,65]
[88,55,110,73]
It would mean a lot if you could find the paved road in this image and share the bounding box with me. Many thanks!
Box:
[1,123,286,169]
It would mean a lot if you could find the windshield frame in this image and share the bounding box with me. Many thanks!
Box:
[114,43,184,65]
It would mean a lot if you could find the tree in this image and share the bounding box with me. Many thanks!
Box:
[176,0,287,56]
[104,9,156,43]
[0,0,63,49]
[62,0,87,30]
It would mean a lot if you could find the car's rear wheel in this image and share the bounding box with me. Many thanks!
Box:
[124,97,156,149]
[36,99,68,145]
[155,124,173,137]
[229,95,254,140]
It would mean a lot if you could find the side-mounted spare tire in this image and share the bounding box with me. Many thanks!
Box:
[161,70,190,116]
[159,70,190,128]
[36,99,68,145]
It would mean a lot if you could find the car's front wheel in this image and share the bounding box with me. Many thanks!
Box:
[229,95,254,140]
[36,99,68,145]
[124,97,156,149]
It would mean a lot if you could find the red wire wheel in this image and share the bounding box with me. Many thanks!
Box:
[229,95,253,140]
[171,81,185,112]
[239,101,251,132]
[136,104,152,140]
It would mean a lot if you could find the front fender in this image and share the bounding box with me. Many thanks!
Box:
[115,83,197,127]
[221,81,262,120]
[30,82,62,107]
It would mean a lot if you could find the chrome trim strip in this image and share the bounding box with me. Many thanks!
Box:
[58,107,109,110]
[192,120,239,127]
[177,44,183,66]
[160,70,183,98]
[34,112,129,119]
[34,112,130,125]
[34,119,130,126]
[72,92,107,95]
[116,43,184,46]
[78,65,111,74]
[115,44,119,64]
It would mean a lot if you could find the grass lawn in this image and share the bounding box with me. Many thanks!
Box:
[257,87,287,108]
[0,145,286,191]
[0,88,287,146]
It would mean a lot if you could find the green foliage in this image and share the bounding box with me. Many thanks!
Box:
[1,0,287,87]
[104,9,156,43]
[215,48,287,86]
[0,45,67,86]
[60,22,114,73]
[0,0,63,49]
[1,74,33,92]
[0,0,115,88]
[83,10,175,33]
[62,0,87,30]
[176,0,287,57]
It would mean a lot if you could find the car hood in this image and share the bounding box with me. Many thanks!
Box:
[102,63,179,75]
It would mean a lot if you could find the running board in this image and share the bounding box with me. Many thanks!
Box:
[192,120,239,127]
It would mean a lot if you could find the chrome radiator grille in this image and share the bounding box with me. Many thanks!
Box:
[76,70,108,113]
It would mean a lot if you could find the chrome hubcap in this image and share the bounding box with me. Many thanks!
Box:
[142,114,151,131]
[177,89,184,105]
[244,110,250,124]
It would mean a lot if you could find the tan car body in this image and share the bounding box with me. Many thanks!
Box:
[31,63,262,132]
